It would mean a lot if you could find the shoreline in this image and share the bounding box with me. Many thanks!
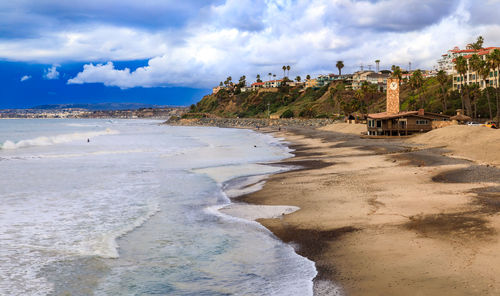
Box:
[233,126,500,295]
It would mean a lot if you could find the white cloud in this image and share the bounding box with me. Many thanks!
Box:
[44,64,59,79]
[20,75,31,82]
[1,0,499,88]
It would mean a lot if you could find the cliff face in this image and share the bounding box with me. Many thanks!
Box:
[190,82,386,119]
[190,77,479,119]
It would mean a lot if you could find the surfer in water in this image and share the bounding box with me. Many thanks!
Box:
[87,138,90,143]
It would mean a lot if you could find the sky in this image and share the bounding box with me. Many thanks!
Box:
[1,0,500,108]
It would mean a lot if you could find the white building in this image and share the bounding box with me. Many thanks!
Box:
[437,47,479,75]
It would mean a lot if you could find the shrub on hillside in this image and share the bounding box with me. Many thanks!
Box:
[281,109,294,118]
[299,107,316,118]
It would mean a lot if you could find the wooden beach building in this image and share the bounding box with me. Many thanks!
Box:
[367,78,450,136]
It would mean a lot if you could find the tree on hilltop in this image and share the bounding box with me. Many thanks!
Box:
[470,36,484,50]
[287,65,291,77]
[488,49,500,121]
[436,70,449,113]
[336,61,344,75]
[409,69,424,108]
[454,56,472,115]
[256,74,262,83]
[238,75,246,87]
[478,60,493,120]
[391,65,402,82]
[295,76,301,82]
[306,74,311,80]
[282,65,287,78]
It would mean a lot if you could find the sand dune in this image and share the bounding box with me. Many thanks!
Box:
[408,125,500,166]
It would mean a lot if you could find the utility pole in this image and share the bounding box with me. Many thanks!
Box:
[409,62,412,72]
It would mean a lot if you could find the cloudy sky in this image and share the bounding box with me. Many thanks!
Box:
[1,0,499,108]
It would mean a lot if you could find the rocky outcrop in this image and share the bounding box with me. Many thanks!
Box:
[165,117,335,128]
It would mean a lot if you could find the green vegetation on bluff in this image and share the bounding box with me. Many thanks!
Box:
[189,77,498,119]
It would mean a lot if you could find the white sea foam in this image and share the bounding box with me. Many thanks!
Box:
[81,201,160,259]
[0,128,119,149]
[1,121,318,296]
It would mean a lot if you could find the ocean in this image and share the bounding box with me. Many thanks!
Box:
[0,119,317,295]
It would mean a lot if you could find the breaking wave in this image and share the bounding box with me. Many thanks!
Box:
[0,128,119,150]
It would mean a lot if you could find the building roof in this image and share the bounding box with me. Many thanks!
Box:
[450,48,478,53]
[368,111,450,120]
[251,82,265,86]
[368,111,419,119]
[450,114,472,121]
[456,47,500,59]
[367,73,390,78]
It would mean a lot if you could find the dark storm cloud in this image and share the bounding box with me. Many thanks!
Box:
[330,0,459,32]
[466,1,500,26]
[0,0,224,39]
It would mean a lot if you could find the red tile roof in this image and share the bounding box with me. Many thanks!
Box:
[251,82,265,86]
[450,49,478,53]
[368,111,418,119]
[368,111,449,120]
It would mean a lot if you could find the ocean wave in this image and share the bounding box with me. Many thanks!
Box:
[0,128,119,150]
[82,201,160,259]
[65,123,102,127]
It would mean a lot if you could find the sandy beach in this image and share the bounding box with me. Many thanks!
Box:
[236,123,500,295]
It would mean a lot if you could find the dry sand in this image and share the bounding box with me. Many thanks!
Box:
[238,125,500,295]
[318,122,367,135]
[408,125,500,166]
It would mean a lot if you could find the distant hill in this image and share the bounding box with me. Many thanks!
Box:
[31,102,168,111]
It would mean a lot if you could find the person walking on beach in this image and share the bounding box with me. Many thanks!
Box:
[87,138,90,143]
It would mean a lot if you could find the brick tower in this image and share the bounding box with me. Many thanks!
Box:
[386,78,400,114]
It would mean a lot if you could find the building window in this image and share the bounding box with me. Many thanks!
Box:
[416,120,429,125]
[376,120,382,128]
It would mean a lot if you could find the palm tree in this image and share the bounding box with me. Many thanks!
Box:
[436,70,449,113]
[375,60,380,72]
[268,72,272,81]
[296,76,301,82]
[469,54,484,117]
[336,61,344,76]
[410,69,424,108]
[469,54,482,86]
[306,74,311,80]
[287,65,291,77]
[391,65,402,82]
[478,60,493,120]
[454,56,469,114]
[470,36,484,50]
[282,66,286,78]
[489,49,500,121]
